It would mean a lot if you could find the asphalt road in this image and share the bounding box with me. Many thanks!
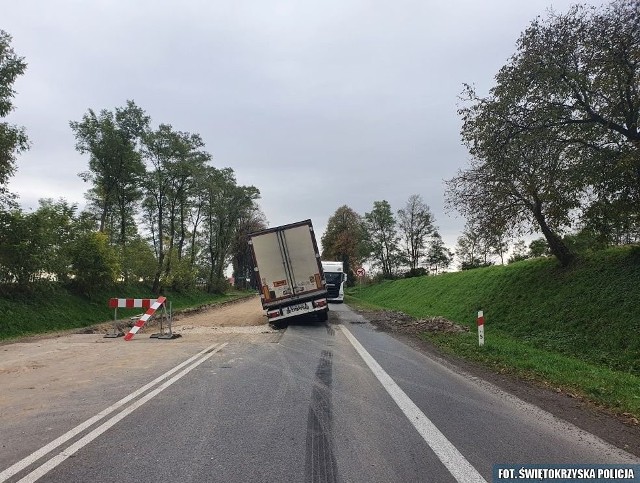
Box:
[1,304,638,483]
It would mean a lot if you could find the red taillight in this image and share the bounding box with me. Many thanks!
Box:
[267,309,281,318]
[313,299,327,308]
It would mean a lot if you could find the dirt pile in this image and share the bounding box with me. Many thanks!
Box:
[358,309,469,335]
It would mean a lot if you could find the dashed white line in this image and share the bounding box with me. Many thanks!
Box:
[340,325,487,483]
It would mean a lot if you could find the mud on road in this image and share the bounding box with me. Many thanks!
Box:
[0,297,274,426]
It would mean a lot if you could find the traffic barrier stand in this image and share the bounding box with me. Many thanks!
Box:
[103,298,131,338]
[118,297,179,341]
[149,300,179,339]
[106,298,179,340]
[106,298,156,338]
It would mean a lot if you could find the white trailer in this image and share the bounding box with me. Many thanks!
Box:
[321,261,346,302]
[249,219,329,325]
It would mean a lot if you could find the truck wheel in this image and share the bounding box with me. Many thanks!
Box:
[270,320,287,330]
[317,309,328,322]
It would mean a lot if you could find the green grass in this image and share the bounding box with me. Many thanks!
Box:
[347,246,640,418]
[0,283,253,340]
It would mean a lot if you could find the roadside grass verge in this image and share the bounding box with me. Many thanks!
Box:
[0,284,253,341]
[346,246,640,420]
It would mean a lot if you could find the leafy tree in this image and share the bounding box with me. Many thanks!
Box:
[455,224,494,270]
[364,200,401,278]
[142,124,199,293]
[0,210,47,286]
[449,101,581,266]
[70,101,149,237]
[0,30,28,207]
[397,194,435,271]
[321,205,368,284]
[504,1,640,206]
[33,198,90,283]
[231,205,267,290]
[201,167,260,293]
[69,231,119,298]
[508,240,530,264]
[529,238,551,258]
[425,231,453,274]
[453,1,640,263]
[120,236,157,284]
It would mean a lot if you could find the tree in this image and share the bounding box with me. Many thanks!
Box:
[231,205,267,290]
[201,167,260,293]
[70,101,149,238]
[0,210,47,286]
[397,194,435,271]
[0,30,28,207]
[454,224,494,270]
[68,231,119,298]
[529,238,551,258]
[450,95,581,266]
[142,124,203,293]
[425,231,453,274]
[364,200,401,278]
[454,1,640,259]
[503,1,640,199]
[33,198,91,283]
[508,240,530,264]
[321,205,368,284]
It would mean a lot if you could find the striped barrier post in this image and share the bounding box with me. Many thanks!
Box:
[477,310,485,347]
[123,297,167,341]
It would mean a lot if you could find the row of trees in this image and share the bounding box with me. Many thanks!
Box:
[0,30,266,296]
[446,0,640,267]
[321,196,453,282]
[69,101,265,294]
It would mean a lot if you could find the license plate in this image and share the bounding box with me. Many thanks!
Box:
[285,303,310,314]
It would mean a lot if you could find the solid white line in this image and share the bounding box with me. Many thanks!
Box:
[17,342,228,483]
[340,326,487,483]
[0,342,223,483]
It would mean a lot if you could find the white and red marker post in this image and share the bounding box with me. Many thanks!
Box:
[477,310,485,346]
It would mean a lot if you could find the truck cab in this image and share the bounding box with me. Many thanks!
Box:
[321,261,346,302]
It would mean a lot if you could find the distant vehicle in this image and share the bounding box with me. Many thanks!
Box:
[321,260,346,302]
[248,219,329,325]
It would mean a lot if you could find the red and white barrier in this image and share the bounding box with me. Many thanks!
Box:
[124,297,167,341]
[109,298,155,309]
[477,310,485,346]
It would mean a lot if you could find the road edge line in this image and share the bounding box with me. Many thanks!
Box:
[339,325,487,483]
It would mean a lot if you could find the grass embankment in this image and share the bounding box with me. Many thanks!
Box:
[347,246,640,420]
[0,284,253,341]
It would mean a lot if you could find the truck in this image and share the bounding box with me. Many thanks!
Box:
[321,260,347,302]
[248,219,329,325]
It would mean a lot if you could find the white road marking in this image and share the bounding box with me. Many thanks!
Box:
[0,342,226,483]
[340,326,487,483]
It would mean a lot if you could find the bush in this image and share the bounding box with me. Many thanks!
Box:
[404,267,428,278]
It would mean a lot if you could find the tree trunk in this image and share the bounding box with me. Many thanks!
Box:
[532,200,574,267]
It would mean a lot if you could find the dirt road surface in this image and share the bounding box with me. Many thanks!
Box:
[0,296,273,428]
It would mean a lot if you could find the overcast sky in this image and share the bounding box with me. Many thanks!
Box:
[4,0,605,251]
